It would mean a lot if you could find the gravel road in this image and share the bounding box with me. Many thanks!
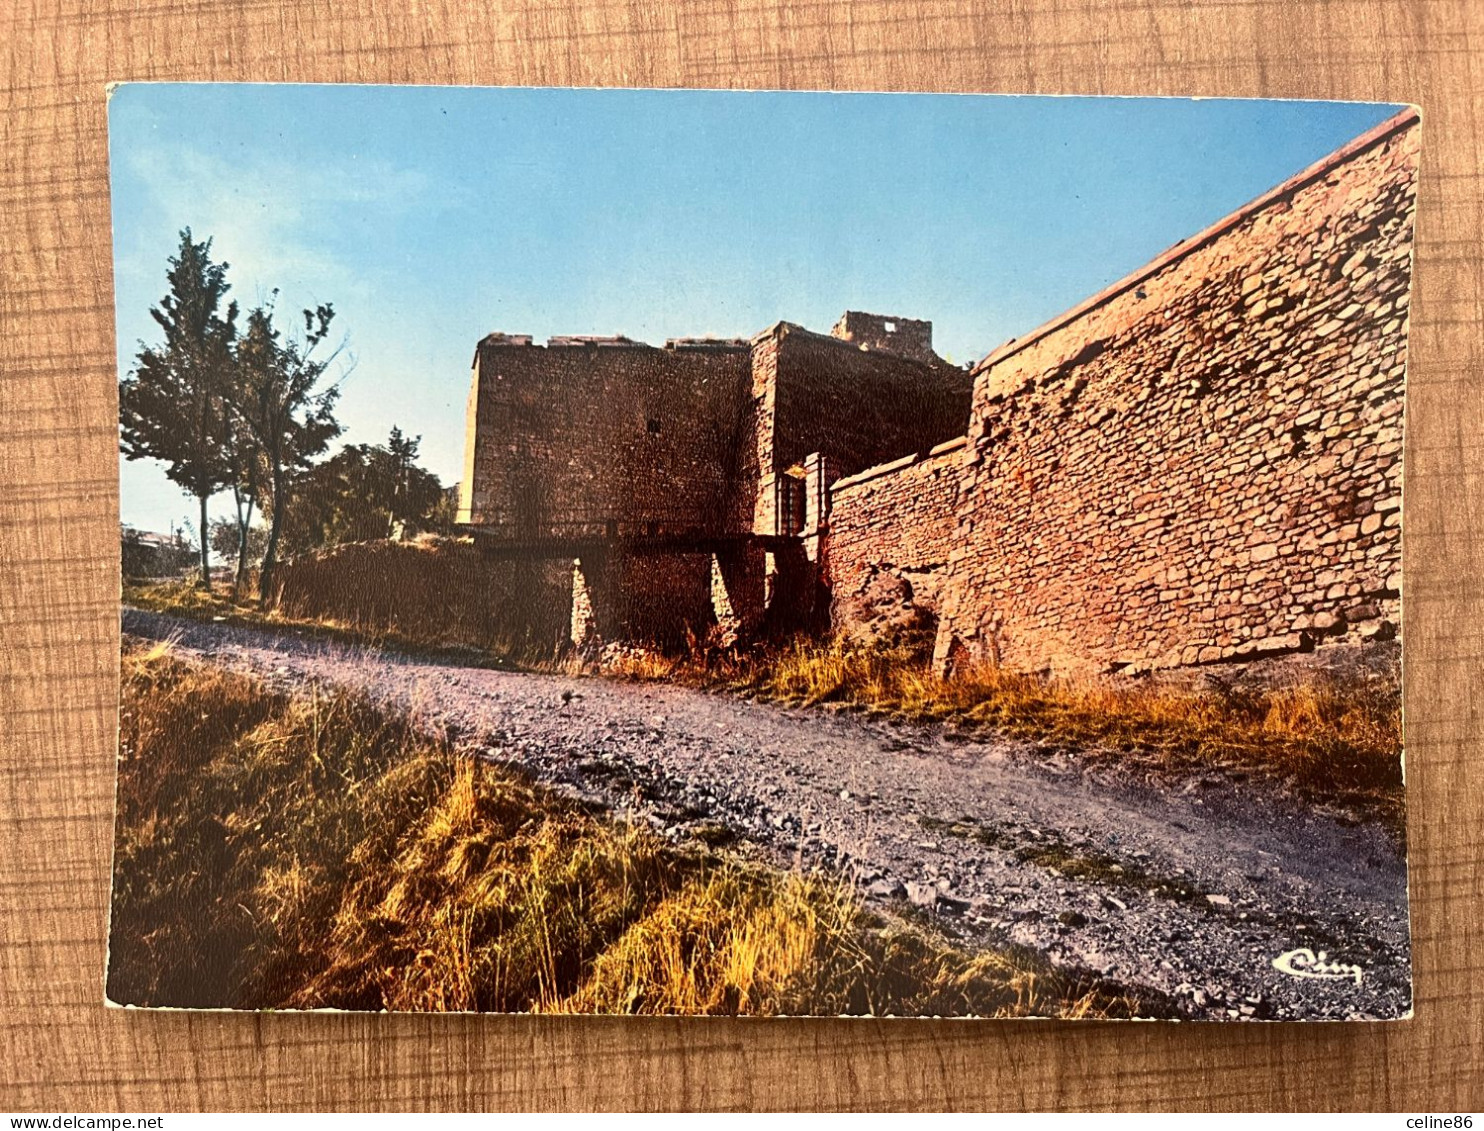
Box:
[124,608,1412,1021]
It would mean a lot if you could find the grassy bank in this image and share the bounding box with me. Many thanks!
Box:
[608,636,1403,821]
[123,577,542,670]
[124,577,1403,820]
[109,639,1154,1016]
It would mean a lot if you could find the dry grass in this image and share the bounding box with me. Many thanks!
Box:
[594,643,683,682]
[109,640,1155,1017]
[123,576,550,670]
[125,573,1402,817]
[671,637,1403,818]
[124,576,248,619]
[272,537,571,657]
[125,536,573,665]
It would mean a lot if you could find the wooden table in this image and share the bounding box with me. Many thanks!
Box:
[2,0,1480,1111]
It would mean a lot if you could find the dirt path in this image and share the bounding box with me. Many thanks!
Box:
[123,609,1411,1020]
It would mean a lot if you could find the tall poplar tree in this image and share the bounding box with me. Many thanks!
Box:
[231,298,343,602]
[119,229,238,587]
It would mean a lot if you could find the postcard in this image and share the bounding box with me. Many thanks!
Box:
[109,85,1417,1018]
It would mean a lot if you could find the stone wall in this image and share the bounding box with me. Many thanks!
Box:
[457,314,968,650]
[748,323,973,534]
[570,549,715,650]
[461,317,971,547]
[825,437,965,636]
[459,337,753,542]
[830,310,937,365]
[454,107,1419,674]
[933,109,1419,675]
[273,537,572,654]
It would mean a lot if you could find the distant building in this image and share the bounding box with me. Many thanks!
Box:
[121,526,194,579]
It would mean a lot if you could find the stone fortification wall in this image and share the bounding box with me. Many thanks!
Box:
[274,537,572,654]
[825,438,966,633]
[570,549,715,650]
[830,311,937,365]
[459,337,753,542]
[747,324,973,534]
[933,109,1419,675]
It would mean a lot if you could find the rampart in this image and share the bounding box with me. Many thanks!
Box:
[930,109,1419,674]
[830,310,937,365]
[745,322,972,535]
[825,437,966,628]
[454,111,1419,670]
[458,336,753,544]
[458,312,968,649]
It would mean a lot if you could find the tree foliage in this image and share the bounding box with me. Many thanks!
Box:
[279,428,449,557]
[121,525,197,581]
[208,516,268,572]
[121,232,455,603]
[230,300,344,602]
[119,229,238,586]
[221,411,264,594]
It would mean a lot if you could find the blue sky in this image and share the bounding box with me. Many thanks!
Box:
[109,85,1402,536]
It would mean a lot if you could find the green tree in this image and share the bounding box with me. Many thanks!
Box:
[208,516,267,580]
[230,299,343,603]
[427,484,460,535]
[382,427,445,538]
[223,412,264,593]
[121,524,196,580]
[278,428,446,556]
[118,229,238,587]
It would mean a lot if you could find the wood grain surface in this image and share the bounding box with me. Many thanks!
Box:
[2,0,1481,1112]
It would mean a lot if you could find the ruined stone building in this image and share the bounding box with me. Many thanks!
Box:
[457,312,972,649]
[459,107,1418,674]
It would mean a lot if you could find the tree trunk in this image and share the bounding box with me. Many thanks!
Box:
[235,494,255,595]
[258,466,283,606]
[197,491,211,589]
